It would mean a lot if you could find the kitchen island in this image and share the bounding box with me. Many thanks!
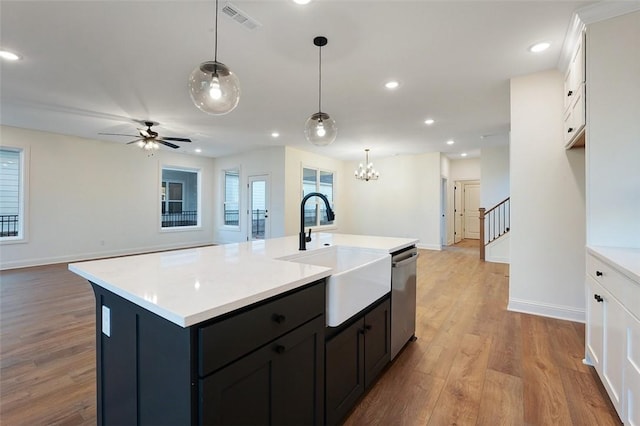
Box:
[69,233,417,425]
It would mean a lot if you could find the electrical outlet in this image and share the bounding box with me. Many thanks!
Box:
[102,305,111,337]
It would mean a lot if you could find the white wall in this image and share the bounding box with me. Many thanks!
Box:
[586,11,640,248]
[480,145,510,208]
[0,125,216,269]
[341,152,442,250]
[450,158,480,181]
[213,147,286,244]
[509,70,586,322]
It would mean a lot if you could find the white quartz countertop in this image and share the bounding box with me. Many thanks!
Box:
[69,233,417,327]
[587,245,640,284]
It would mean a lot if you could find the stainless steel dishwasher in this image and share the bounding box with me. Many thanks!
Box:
[391,246,418,360]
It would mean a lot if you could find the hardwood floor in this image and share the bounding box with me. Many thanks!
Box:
[344,240,621,426]
[0,240,621,425]
[0,263,96,425]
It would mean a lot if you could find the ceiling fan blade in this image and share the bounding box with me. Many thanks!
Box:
[160,137,192,142]
[126,139,143,145]
[99,133,139,137]
[158,140,180,149]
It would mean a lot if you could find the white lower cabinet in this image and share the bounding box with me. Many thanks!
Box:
[626,314,640,425]
[586,276,624,413]
[586,248,640,424]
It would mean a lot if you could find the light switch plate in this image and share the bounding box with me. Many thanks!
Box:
[102,305,111,337]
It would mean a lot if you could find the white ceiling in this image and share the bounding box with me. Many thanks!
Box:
[0,0,593,161]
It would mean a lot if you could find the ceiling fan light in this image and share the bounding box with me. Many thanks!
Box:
[305,112,337,146]
[189,61,240,115]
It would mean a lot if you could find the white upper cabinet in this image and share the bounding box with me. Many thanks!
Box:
[564,31,586,149]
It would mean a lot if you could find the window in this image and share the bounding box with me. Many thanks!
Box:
[223,170,240,227]
[302,167,335,227]
[0,148,25,241]
[161,167,200,229]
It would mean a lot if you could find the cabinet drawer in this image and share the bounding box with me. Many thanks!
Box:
[587,254,634,313]
[199,282,324,377]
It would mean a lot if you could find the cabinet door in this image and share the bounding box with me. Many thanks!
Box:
[200,317,324,426]
[364,299,391,389]
[272,316,325,426]
[586,276,604,369]
[602,285,626,414]
[625,313,640,425]
[325,318,365,425]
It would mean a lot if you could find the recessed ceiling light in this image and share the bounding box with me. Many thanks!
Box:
[194,148,202,153]
[461,152,468,157]
[293,0,311,4]
[0,50,21,61]
[271,132,280,138]
[446,139,455,145]
[529,42,551,53]
[424,118,435,125]
[384,80,400,89]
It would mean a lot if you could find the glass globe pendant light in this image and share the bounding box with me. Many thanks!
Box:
[189,0,240,115]
[305,36,337,146]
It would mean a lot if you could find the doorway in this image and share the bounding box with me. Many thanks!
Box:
[441,177,448,247]
[248,175,270,240]
[454,180,480,242]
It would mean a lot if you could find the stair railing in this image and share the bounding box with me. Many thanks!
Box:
[479,197,510,261]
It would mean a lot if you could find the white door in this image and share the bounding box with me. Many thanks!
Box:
[248,175,270,240]
[454,183,462,243]
[463,182,480,239]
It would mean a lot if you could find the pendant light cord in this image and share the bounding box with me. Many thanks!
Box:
[214,0,219,62]
[318,43,322,114]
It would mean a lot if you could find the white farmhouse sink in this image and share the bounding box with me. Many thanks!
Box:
[282,246,391,327]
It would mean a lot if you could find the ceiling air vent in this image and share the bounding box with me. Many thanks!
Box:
[222,2,262,31]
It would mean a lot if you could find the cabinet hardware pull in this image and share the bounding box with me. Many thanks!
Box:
[594,294,604,303]
[272,314,286,324]
[568,127,574,133]
[274,344,286,354]
[360,325,373,334]
[596,271,603,277]
[567,90,573,96]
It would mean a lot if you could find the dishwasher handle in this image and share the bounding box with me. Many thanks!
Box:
[392,252,419,268]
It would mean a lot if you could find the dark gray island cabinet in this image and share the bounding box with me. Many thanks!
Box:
[90,280,326,426]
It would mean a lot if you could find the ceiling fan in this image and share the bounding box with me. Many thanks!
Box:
[99,121,192,150]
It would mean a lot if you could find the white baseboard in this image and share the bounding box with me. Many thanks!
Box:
[0,240,214,270]
[416,243,442,251]
[486,255,509,264]
[508,297,585,323]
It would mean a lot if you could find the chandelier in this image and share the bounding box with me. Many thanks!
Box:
[354,149,379,181]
